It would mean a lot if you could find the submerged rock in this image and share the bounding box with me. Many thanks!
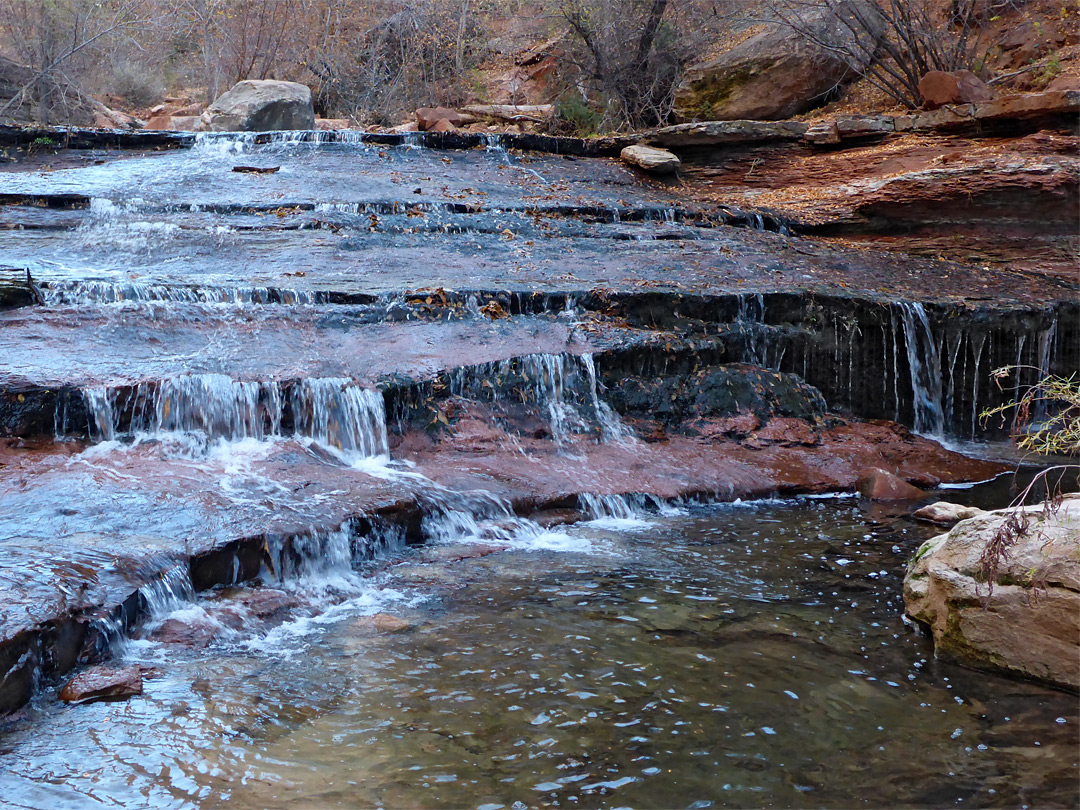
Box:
[151,615,221,648]
[59,665,143,705]
[856,468,926,501]
[202,80,315,132]
[912,501,986,527]
[904,497,1080,691]
[354,613,414,634]
[620,145,681,174]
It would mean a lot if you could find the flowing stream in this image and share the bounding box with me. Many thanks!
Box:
[0,489,1076,809]
[1,132,1076,809]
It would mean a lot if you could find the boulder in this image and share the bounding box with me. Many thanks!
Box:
[315,117,351,130]
[59,665,143,704]
[856,467,926,500]
[144,113,174,130]
[674,0,883,121]
[416,107,476,131]
[912,501,985,527]
[904,497,1080,691]
[429,117,457,133]
[201,80,315,132]
[918,70,994,110]
[620,144,681,174]
[168,115,203,132]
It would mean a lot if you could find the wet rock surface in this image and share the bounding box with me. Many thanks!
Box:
[0,132,1070,723]
[904,497,1080,691]
[59,665,143,704]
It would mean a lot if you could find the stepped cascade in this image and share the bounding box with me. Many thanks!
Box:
[0,129,1076,808]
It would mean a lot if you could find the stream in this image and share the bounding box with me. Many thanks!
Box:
[0,487,1076,809]
[0,133,1076,809]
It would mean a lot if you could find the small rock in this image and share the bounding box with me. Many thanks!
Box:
[919,70,993,110]
[856,467,926,501]
[804,120,841,145]
[530,508,585,528]
[416,107,476,131]
[912,501,985,527]
[620,144,681,174]
[151,616,221,648]
[242,588,302,618]
[60,665,143,705]
[429,117,457,133]
[354,613,414,634]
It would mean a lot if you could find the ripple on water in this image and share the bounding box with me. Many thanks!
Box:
[0,499,1076,809]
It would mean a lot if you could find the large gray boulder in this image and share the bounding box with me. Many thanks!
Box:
[674,0,884,121]
[202,80,314,132]
[904,496,1080,691]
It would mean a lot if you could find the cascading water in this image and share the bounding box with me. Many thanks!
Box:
[78,374,387,459]
[151,374,281,441]
[579,493,637,521]
[897,303,945,437]
[290,378,389,459]
[41,280,318,306]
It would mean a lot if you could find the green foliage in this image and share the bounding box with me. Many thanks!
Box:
[981,367,1080,457]
[553,90,602,136]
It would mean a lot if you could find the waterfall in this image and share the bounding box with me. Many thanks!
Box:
[897,303,945,437]
[79,374,388,458]
[579,493,636,521]
[151,374,281,441]
[290,378,389,458]
[41,280,317,306]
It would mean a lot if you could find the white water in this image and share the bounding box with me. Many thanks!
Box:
[78,373,387,460]
[897,302,945,438]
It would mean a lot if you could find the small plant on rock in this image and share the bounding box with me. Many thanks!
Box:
[977,367,1080,597]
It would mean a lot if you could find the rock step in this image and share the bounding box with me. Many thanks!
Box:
[0,399,1002,716]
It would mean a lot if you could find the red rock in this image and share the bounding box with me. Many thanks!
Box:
[919,70,993,110]
[151,616,220,647]
[242,588,302,618]
[354,613,413,633]
[856,467,926,501]
[429,118,457,133]
[416,107,475,131]
[144,114,173,130]
[59,665,143,705]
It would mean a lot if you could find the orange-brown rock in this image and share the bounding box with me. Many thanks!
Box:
[151,615,221,647]
[59,665,143,704]
[919,70,994,110]
[856,467,926,500]
[429,118,457,133]
[416,107,475,131]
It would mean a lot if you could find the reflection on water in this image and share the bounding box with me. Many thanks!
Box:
[1,497,1076,809]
